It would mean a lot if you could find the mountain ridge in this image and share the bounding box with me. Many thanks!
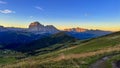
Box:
[16,31,78,52]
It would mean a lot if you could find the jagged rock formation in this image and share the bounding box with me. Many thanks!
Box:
[64,27,88,32]
[28,21,59,34]
[29,22,45,31]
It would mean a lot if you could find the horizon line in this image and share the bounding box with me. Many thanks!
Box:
[0,24,119,32]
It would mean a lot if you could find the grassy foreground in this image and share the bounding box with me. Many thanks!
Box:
[0,31,120,68]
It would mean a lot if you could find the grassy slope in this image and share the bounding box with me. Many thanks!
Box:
[0,50,25,65]
[1,31,120,68]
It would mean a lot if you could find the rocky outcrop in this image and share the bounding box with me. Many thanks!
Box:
[29,21,45,32]
[64,27,87,32]
[28,21,59,34]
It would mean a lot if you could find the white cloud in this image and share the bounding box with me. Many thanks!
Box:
[0,0,7,4]
[0,9,15,14]
[35,6,44,11]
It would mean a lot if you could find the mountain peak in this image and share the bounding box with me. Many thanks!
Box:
[29,21,44,28]
[28,21,59,34]
[64,27,88,32]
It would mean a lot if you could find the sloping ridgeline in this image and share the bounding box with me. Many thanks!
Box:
[17,32,78,53]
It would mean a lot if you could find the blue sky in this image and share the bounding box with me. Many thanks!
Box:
[0,0,120,31]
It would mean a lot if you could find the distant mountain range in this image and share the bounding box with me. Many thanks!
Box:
[0,21,111,35]
[0,21,112,50]
[64,27,88,32]
[63,27,111,39]
[66,29,111,39]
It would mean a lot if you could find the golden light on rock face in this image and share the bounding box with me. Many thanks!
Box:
[56,25,120,32]
[64,27,87,32]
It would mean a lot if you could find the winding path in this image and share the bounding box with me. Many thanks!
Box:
[90,54,120,68]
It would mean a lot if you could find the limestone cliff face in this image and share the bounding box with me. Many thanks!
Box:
[28,21,59,33]
[29,21,45,31]
[29,22,44,28]
[64,27,87,32]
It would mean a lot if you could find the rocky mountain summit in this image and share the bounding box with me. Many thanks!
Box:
[28,21,59,34]
[64,27,88,32]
